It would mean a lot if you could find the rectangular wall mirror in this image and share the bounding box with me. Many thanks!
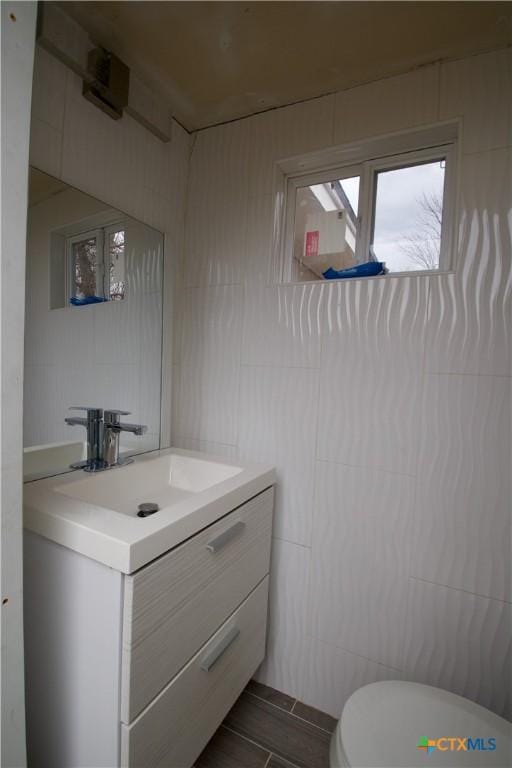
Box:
[24,167,164,481]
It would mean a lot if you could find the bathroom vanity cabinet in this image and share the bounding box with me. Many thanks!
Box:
[24,486,274,768]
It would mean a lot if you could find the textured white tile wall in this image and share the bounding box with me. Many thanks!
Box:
[412,373,511,602]
[175,284,243,445]
[426,148,512,377]
[302,637,404,717]
[28,47,191,451]
[317,275,429,476]
[310,461,415,671]
[254,538,311,701]
[238,365,319,546]
[439,48,512,155]
[402,580,511,719]
[177,49,512,720]
[247,95,336,198]
[334,64,439,145]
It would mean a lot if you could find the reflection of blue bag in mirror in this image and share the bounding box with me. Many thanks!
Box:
[69,295,108,306]
[323,261,386,280]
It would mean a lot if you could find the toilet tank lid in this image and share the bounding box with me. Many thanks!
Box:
[339,681,511,768]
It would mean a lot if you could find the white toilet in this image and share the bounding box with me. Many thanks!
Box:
[330,681,512,768]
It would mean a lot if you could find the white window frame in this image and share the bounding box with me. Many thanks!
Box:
[66,219,125,302]
[66,227,104,301]
[284,163,362,280]
[277,122,459,283]
[103,222,126,300]
[358,144,457,273]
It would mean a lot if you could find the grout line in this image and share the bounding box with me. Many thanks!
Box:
[424,371,512,379]
[245,690,335,736]
[287,709,335,736]
[271,536,311,551]
[221,724,273,757]
[244,689,296,716]
[315,456,417,479]
[305,632,404,674]
[240,362,321,371]
[263,754,272,768]
[410,575,512,605]
[268,754,301,768]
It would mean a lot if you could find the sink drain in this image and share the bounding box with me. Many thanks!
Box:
[137,502,159,517]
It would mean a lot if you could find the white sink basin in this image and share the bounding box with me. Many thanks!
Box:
[56,452,244,516]
[24,448,275,573]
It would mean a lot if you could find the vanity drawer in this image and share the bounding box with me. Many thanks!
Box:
[121,487,273,722]
[121,576,268,768]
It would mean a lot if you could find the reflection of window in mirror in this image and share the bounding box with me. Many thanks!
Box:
[66,221,125,306]
[107,226,126,300]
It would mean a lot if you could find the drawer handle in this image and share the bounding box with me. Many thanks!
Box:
[200,626,240,672]
[206,521,245,553]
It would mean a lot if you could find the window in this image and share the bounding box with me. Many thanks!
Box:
[371,159,445,272]
[282,126,457,282]
[287,168,361,281]
[67,222,125,304]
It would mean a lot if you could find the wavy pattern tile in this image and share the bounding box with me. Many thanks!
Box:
[311,461,414,670]
[184,119,250,288]
[125,220,164,296]
[317,275,429,475]
[426,148,512,376]
[171,437,237,459]
[255,539,310,702]
[334,64,439,144]
[440,48,512,154]
[403,579,511,719]
[242,282,326,368]
[247,95,335,198]
[176,284,242,444]
[30,117,63,179]
[302,636,404,718]
[31,47,67,131]
[412,374,511,602]
[245,193,274,285]
[238,366,319,546]
[177,50,510,719]
[139,293,164,435]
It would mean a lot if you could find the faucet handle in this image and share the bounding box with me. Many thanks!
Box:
[69,406,103,419]
[104,409,130,425]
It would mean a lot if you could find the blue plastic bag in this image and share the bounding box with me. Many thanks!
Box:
[323,261,386,280]
[69,295,108,306]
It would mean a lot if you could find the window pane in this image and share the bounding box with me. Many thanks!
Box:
[108,229,125,300]
[72,237,97,299]
[371,160,445,273]
[293,176,360,281]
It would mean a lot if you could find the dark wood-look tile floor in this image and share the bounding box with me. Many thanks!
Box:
[195,681,337,768]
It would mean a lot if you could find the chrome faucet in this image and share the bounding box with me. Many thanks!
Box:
[65,406,147,472]
[103,410,146,468]
[65,407,104,468]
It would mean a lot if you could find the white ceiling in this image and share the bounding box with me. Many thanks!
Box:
[61,1,512,131]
